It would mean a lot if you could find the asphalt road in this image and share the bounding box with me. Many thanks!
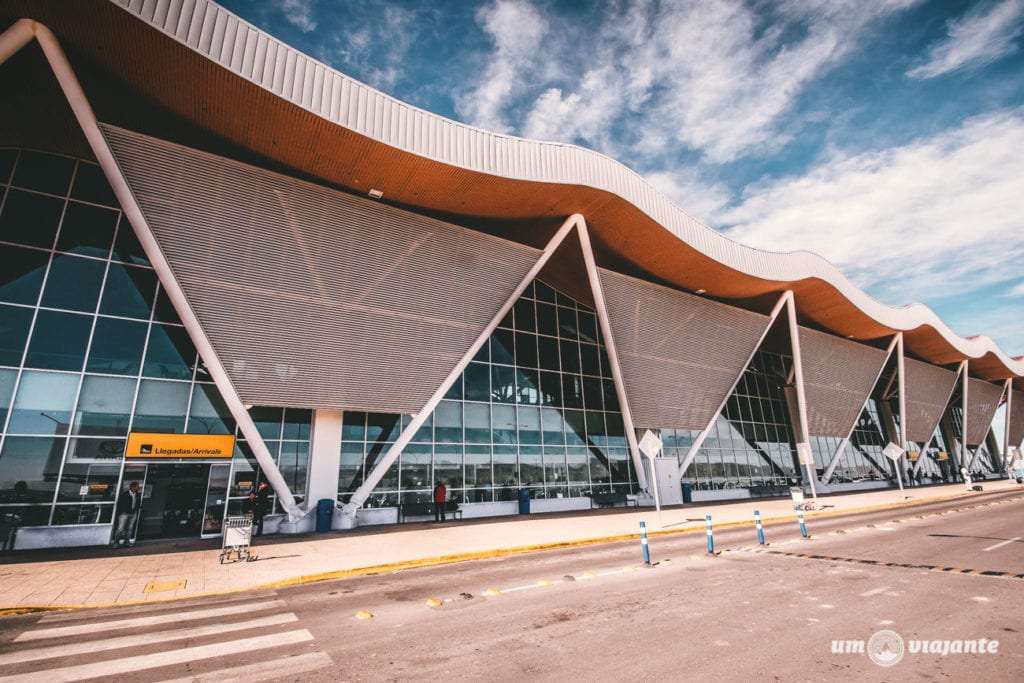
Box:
[1,491,1021,681]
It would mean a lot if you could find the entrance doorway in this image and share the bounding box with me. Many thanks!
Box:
[125,463,231,540]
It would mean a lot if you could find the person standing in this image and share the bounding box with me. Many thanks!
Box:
[253,481,271,536]
[111,481,142,548]
[433,481,447,522]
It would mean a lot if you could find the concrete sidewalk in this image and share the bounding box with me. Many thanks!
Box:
[1,480,1017,613]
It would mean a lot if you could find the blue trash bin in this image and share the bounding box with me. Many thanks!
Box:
[682,483,692,504]
[518,488,531,514]
[316,498,334,532]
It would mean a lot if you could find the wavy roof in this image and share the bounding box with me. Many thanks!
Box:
[1,0,1020,382]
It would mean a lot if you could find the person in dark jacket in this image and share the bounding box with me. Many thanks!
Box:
[251,480,271,535]
[111,481,142,548]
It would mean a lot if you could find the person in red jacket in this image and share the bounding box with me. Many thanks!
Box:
[433,482,447,522]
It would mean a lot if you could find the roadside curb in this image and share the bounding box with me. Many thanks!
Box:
[1,487,1014,615]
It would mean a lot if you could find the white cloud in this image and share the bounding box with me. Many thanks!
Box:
[455,0,549,134]
[718,109,1024,314]
[644,170,732,229]
[318,4,424,92]
[907,0,1024,79]
[281,0,317,33]
[457,0,922,164]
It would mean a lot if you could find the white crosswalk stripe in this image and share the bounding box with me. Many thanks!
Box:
[1,595,334,682]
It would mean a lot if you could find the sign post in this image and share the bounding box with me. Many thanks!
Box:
[883,442,906,497]
[638,430,664,528]
[796,442,817,503]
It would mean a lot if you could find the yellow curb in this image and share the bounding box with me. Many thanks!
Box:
[537,579,553,586]
[425,597,443,607]
[484,588,501,596]
[581,572,597,579]
[355,610,373,620]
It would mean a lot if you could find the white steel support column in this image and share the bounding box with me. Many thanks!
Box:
[896,334,909,481]
[1004,379,1013,459]
[575,221,648,491]
[962,360,971,469]
[341,215,583,520]
[4,21,300,518]
[785,293,818,500]
[821,334,899,484]
[678,292,789,478]
[306,410,343,509]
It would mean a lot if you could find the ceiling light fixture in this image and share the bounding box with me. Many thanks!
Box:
[368,188,383,199]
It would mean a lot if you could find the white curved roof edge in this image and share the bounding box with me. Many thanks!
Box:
[109,0,1022,375]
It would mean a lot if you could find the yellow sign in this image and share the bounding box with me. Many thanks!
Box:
[126,433,235,459]
[907,451,920,461]
[937,451,949,461]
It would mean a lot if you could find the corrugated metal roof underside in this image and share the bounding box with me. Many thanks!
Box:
[903,359,959,444]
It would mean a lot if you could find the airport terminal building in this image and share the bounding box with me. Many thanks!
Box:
[1,0,1022,549]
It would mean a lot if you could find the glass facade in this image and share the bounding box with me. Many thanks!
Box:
[672,350,800,491]
[339,280,634,507]
[0,149,308,531]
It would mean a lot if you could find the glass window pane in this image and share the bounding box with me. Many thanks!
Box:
[249,406,283,440]
[0,245,49,305]
[0,436,64,504]
[40,254,105,312]
[25,310,92,371]
[282,408,312,440]
[463,362,490,402]
[12,151,74,195]
[187,383,235,435]
[557,306,578,339]
[151,287,178,322]
[7,370,79,434]
[73,375,136,436]
[70,161,118,206]
[132,379,188,433]
[0,189,64,248]
[0,304,33,366]
[56,201,119,257]
[492,404,517,444]
[99,263,157,319]
[536,302,558,336]
[515,331,537,368]
[491,328,515,365]
[111,222,150,266]
[537,335,560,372]
[341,411,366,441]
[513,298,535,333]
[464,402,490,443]
[278,440,308,500]
[57,463,120,502]
[86,318,147,375]
[67,437,125,461]
[52,504,114,525]
[434,400,462,443]
[143,324,195,379]
[0,367,16,426]
[490,364,515,403]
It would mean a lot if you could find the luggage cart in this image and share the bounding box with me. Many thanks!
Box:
[220,514,255,563]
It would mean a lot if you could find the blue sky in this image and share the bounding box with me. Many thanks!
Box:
[220,0,1024,358]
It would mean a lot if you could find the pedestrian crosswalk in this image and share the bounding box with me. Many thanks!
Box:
[0,590,334,682]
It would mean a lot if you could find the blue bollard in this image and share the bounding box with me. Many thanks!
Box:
[640,521,651,565]
[796,506,808,538]
[754,509,765,545]
[706,514,715,554]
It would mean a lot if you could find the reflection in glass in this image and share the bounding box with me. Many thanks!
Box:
[56,202,118,257]
[0,304,33,367]
[143,324,196,380]
[86,318,147,375]
[24,310,92,371]
[0,436,64,503]
[0,245,49,305]
[99,263,157,319]
[187,383,235,435]
[57,463,119,502]
[39,254,105,313]
[132,379,188,433]
[6,370,79,435]
[73,375,135,436]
